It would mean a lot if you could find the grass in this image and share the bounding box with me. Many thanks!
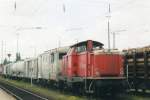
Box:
[116,91,150,100]
[124,95,150,100]
[0,77,86,100]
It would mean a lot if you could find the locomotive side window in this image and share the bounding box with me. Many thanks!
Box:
[93,45,102,50]
[76,45,87,53]
[93,42,103,50]
[59,53,66,59]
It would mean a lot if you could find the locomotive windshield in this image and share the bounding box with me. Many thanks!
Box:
[71,40,104,53]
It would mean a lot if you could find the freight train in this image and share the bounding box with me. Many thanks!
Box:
[2,40,126,95]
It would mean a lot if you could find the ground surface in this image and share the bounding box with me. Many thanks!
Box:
[1,77,150,100]
[0,88,16,100]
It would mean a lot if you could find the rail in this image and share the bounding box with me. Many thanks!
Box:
[0,81,49,100]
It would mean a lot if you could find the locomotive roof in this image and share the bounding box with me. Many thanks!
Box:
[71,40,104,47]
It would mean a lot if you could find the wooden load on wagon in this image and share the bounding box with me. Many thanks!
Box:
[123,45,150,91]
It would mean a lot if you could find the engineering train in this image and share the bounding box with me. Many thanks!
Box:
[2,40,127,95]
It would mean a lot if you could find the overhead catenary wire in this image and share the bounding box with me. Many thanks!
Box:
[11,0,138,25]
[68,0,138,13]
[11,0,140,19]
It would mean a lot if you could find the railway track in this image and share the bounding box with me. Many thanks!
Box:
[0,81,49,100]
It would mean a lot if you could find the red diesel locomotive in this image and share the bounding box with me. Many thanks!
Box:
[60,40,126,94]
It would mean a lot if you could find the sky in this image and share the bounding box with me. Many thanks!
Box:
[0,0,150,61]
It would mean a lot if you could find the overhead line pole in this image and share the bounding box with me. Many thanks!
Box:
[113,32,115,49]
[14,0,16,11]
[108,20,110,50]
[1,41,3,64]
[112,30,126,49]
[106,3,111,51]
[16,33,19,54]
[5,41,6,59]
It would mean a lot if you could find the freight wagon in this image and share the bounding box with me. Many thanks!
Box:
[0,64,3,74]
[24,58,38,80]
[37,47,69,84]
[3,63,13,78]
[123,46,150,91]
[2,47,69,84]
[11,61,25,78]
